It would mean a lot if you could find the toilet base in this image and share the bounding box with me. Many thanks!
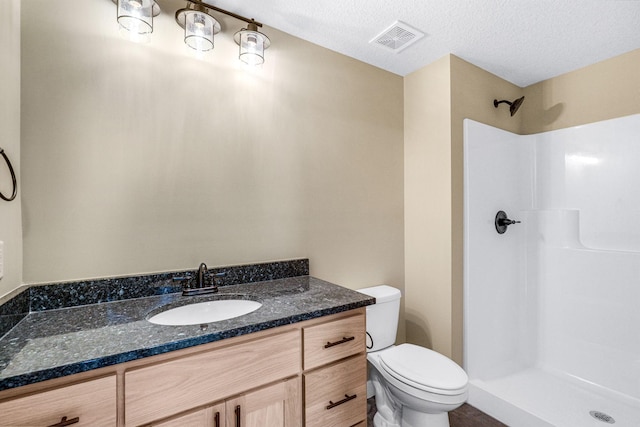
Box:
[371,405,450,427]
[402,407,449,427]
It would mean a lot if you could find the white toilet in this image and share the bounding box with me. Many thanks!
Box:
[358,285,468,427]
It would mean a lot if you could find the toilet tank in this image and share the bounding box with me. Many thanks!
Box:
[357,285,401,352]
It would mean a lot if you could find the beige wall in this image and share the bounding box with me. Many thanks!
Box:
[12,0,639,361]
[20,0,405,300]
[404,55,521,363]
[523,49,640,134]
[0,0,22,298]
[404,56,452,355]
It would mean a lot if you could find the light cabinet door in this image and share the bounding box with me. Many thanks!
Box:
[225,378,301,427]
[147,402,225,427]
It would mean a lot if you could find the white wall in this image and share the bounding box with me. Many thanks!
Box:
[465,115,640,400]
[0,0,22,298]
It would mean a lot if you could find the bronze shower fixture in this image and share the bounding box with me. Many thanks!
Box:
[493,96,525,116]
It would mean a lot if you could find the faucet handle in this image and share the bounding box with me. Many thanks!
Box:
[208,271,226,286]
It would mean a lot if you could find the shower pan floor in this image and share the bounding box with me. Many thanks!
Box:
[468,367,640,427]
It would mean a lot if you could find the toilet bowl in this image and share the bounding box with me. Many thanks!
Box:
[358,285,468,427]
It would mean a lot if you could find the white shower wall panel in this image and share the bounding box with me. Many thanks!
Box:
[463,120,537,380]
[535,114,640,252]
[532,115,640,400]
[464,115,640,426]
[538,244,640,400]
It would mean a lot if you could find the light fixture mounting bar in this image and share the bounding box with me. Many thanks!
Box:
[188,0,263,27]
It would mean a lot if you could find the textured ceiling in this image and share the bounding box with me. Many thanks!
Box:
[164,0,640,87]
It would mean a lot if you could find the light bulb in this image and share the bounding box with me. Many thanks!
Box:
[194,14,206,31]
[247,34,258,49]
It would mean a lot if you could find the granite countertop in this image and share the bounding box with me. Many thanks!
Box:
[0,275,374,392]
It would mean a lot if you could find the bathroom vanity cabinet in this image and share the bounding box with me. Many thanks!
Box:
[0,308,366,427]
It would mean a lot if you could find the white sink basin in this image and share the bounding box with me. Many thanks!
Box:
[148,299,262,326]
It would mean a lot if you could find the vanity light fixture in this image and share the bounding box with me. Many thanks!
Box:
[113,0,161,36]
[112,0,271,64]
[176,0,270,64]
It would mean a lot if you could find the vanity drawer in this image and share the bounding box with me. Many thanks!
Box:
[0,375,116,427]
[304,354,367,427]
[303,312,365,370]
[125,329,300,426]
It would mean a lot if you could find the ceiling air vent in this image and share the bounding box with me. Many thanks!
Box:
[370,21,425,53]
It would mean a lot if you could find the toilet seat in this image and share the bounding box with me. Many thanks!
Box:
[378,344,468,396]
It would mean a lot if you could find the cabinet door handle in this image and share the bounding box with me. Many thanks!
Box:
[235,405,241,427]
[214,411,220,427]
[326,393,357,410]
[324,336,355,349]
[47,416,80,427]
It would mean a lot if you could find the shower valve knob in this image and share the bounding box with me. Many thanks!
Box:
[495,210,520,234]
[498,218,520,226]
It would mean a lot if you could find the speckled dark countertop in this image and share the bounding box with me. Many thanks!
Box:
[0,268,374,392]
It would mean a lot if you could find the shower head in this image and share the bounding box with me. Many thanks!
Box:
[493,96,525,116]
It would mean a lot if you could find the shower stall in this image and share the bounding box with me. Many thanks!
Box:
[463,115,640,427]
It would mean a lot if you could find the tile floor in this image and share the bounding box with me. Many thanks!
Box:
[367,398,507,427]
[448,404,508,427]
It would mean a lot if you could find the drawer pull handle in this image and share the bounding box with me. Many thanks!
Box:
[324,336,355,349]
[235,404,241,427]
[326,393,357,410]
[214,411,220,427]
[47,416,80,427]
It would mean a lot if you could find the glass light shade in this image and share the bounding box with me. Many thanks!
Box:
[184,11,215,51]
[237,30,269,66]
[117,0,154,34]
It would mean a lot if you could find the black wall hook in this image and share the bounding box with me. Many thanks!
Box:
[495,210,521,234]
[0,147,17,202]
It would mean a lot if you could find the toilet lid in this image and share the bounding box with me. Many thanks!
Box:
[379,344,468,393]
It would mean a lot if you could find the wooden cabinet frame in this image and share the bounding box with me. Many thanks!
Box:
[0,308,366,427]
